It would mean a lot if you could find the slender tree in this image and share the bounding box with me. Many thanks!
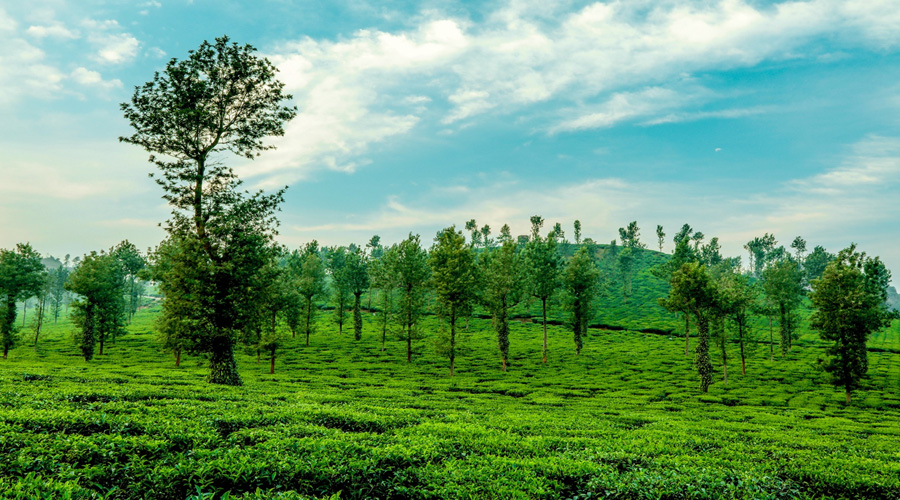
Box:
[618,221,646,249]
[344,246,370,341]
[0,244,45,359]
[66,251,127,361]
[326,246,352,335]
[480,238,524,371]
[297,242,326,346]
[656,225,665,252]
[663,262,720,392]
[392,234,430,363]
[430,227,478,376]
[562,247,600,355]
[523,216,561,363]
[718,270,757,376]
[656,237,698,355]
[573,220,582,246]
[762,258,804,358]
[810,245,891,403]
[120,36,296,385]
[369,245,397,352]
[112,240,146,324]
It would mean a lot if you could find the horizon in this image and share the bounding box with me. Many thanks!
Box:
[2,0,898,283]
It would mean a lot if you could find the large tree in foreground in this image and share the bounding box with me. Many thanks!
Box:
[663,262,720,392]
[120,36,296,385]
[430,227,478,376]
[810,245,891,403]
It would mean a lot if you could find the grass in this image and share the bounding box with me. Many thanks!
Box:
[2,298,899,499]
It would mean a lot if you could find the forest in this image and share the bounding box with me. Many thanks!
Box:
[1,35,899,499]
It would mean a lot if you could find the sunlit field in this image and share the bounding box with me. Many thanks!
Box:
[2,302,898,499]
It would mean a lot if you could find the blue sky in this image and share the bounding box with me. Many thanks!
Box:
[1,0,899,279]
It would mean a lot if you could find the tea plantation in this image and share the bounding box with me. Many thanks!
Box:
[1,303,899,499]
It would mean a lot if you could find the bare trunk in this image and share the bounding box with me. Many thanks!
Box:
[768,317,774,361]
[739,321,746,375]
[175,349,181,367]
[353,292,362,341]
[270,350,276,374]
[846,389,851,404]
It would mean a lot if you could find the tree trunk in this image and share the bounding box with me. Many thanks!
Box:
[739,321,746,375]
[175,349,181,367]
[305,300,312,347]
[684,314,691,356]
[846,388,851,404]
[695,315,712,393]
[353,292,362,341]
[270,349,276,374]
[768,317,774,361]
[541,297,548,363]
[407,324,412,363]
[450,307,456,377]
[2,345,7,359]
[208,340,242,386]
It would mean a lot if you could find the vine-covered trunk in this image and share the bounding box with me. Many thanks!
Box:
[497,297,509,372]
[779,304,788,359]
[81,303,95,362]
[695,314,712,393]
[449,307,456,377]
[353,292,362,341]
[208,339,242,386]
[305,300,313,347]
[2,298,15,359]
[541,297,548,364]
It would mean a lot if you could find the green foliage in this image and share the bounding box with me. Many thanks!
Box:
[429,227,478,376]
[810,245,892,402]
[523,218,562,363]
[121,36,295,386]
[763,258,805,358]
[479,240,524,371]
[65,251,127,362]
[0,243,45,358]
[295,242,326,347]
[391,234,430,363]
[343,247,370,341]
[562,247,600,355]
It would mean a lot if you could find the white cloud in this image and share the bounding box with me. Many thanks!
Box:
[83,19,139,64]
[255,0,900,184]
[71,67,122,90]
[26,23,78,39]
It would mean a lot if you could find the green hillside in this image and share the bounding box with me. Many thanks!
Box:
[2,305,899,499]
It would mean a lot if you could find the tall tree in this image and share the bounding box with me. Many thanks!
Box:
[120,36,296,385]
[663,262,720,392]
[480,238,524,371]
[718,270,757,376]
[480,225,493,249]
[573,220,582,246]
[392,234,430,363]
[745,233,777,278]
[326,246,352,335]
[296,242,326,347]
[66,251,127,361]
[562,247,600,355]
[810,245,891,403]
[465,219,481,247]
[112,240,146,323]
[344,246,370,341]
[498,224,513,245]
[0,244,45,359]
[523,217,561,363]
[618,221,646,249]
[49,255,70,324]
[762,258,804,358]
[656,237,699,355]
[656,225,665,252]
[617,246,635,304]
[791,236,807,264]
[430,227,478,376]
[805,245,835,282]
[369,245,397,352]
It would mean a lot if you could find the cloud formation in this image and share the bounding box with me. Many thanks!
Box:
[254,0,900,184]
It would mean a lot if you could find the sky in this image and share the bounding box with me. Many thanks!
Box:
[1,0,899,280]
